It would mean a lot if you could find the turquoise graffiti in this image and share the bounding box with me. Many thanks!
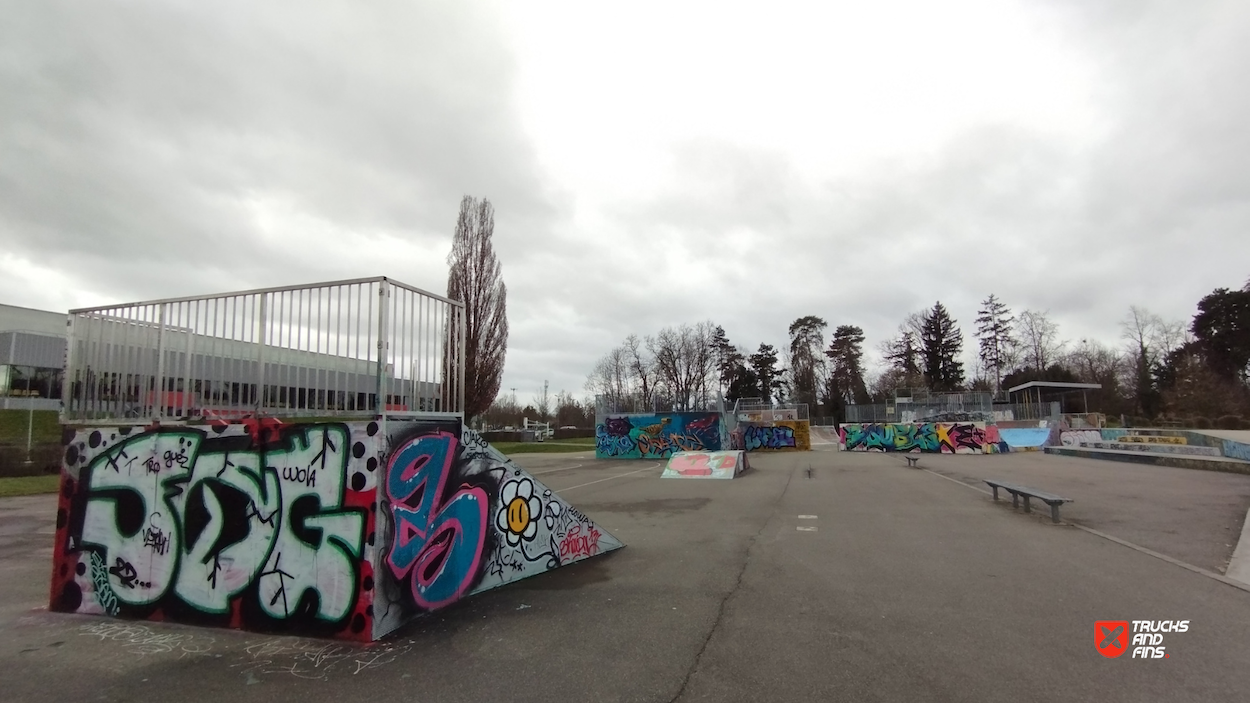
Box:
[595,413,722,459]
[840,423,986,454]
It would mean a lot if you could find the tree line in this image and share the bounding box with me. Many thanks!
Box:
[579,279,1250,427]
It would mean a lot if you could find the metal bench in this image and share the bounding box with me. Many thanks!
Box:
[903,455,920,468]
[984,480,1071,524]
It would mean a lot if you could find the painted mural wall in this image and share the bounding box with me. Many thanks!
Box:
[740,420,811,452]
[839,423,987,454]
[50,419,622,642]
[595,412,723,459]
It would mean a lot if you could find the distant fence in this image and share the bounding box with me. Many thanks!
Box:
[63,277,465,422]
[844,401,1059,424]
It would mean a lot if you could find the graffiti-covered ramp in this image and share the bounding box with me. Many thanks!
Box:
[49,420,623,643]
[662,450,750,479]
[369,423,625,640]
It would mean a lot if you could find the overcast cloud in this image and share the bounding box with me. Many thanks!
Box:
[2,0,1249,405]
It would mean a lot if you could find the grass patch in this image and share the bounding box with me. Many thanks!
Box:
[0,410,62,445]
[491,441,596,455]
[0,474,61,498]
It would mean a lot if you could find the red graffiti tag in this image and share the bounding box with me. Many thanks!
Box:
[558,523,602,560]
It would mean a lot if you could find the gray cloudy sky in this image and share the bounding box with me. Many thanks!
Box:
[3,0,1249,405]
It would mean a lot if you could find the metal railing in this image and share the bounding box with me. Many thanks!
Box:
[731,399,809,421]
[63,277,465,422]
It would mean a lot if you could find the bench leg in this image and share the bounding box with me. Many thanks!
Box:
[1011,492,1018,509]
[991,486,999,501]
[1050,504,1061,524]
[1023,496,1032,513]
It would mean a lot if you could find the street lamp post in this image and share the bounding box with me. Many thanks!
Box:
[23,368,34,465]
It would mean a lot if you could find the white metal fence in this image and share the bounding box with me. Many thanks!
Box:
[63,277,464,422]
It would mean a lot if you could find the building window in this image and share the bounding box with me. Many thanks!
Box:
[0,364,63,398]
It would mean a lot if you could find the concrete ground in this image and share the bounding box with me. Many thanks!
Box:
[913,450,1250,573]
[2,448,1250,702]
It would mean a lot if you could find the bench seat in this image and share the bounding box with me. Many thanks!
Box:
[984,479,1071,524]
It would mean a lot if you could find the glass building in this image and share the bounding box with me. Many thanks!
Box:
[0,303,67,411]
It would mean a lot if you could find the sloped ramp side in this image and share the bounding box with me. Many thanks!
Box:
[373,424,623,639]
[662,450,749,479]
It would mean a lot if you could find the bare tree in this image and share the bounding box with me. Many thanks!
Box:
[534,380,550,421]
[622,334,655,409]
[1017,309,1064,372]
[447,195,508,423]
[586,346,630,410]
[647,322,718,411]
[1121,306,1185,416]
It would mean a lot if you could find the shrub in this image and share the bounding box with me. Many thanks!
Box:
[1216,415,1244,430]
[1193,416,1212,429]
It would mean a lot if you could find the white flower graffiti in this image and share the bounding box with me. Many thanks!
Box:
[496,477,542,545]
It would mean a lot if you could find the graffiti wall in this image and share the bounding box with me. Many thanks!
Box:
[1222,440,1250,462]
[50,420,622,641]
[1059,429,1103,447]
[740,420,811,452]
[595,412,723,459]
[839,423,987,454]
[661,450,749,479]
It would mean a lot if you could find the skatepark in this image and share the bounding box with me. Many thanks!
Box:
[4,279,1250,701]
[4,443,1250,702]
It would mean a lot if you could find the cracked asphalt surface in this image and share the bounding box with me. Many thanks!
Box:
[2,448,1250,702]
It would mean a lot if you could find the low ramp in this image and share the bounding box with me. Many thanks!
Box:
[999,428,1050,451]
[663,450,749,479]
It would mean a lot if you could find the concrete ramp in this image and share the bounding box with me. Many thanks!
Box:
[663,450,749,479]
[49,420,623,642]
[998,428,1050,451]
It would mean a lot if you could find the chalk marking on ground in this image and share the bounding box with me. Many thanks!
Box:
[921,467,1250,595]
[530,464,584,476]
[558,463,661,492]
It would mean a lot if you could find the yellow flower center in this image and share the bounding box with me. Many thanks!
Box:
[507,497,530,534]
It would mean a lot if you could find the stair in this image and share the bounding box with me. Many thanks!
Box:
[1079,441,1221,457]
[1045,445,1250,474]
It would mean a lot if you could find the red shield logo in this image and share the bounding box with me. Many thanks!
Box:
[1095,621,1129,658]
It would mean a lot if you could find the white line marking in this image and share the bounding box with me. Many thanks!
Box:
[797,526,818,532]
[531,464,584,476]
[798,515,817,519]
[558,463,661,492]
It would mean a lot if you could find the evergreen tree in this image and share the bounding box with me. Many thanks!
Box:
[748,343,782,403]
[788,316,828,411]
[883,329,923,391]
[1192,288,1250,384]
[920,301,965,391]
[825,325,870,404]
[710,325,744,396]
[975,294,1015,396]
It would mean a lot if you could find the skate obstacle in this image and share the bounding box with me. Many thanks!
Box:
[49,418,623,641]
[662,450,750,479]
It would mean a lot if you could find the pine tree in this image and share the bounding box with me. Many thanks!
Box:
[921,301,965,391]
[710,325,743,396]
[975,294,1015,396]
[748,343,782,403]
[825,325,870,404]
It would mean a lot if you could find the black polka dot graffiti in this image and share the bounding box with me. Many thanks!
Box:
[51,423,374,639]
